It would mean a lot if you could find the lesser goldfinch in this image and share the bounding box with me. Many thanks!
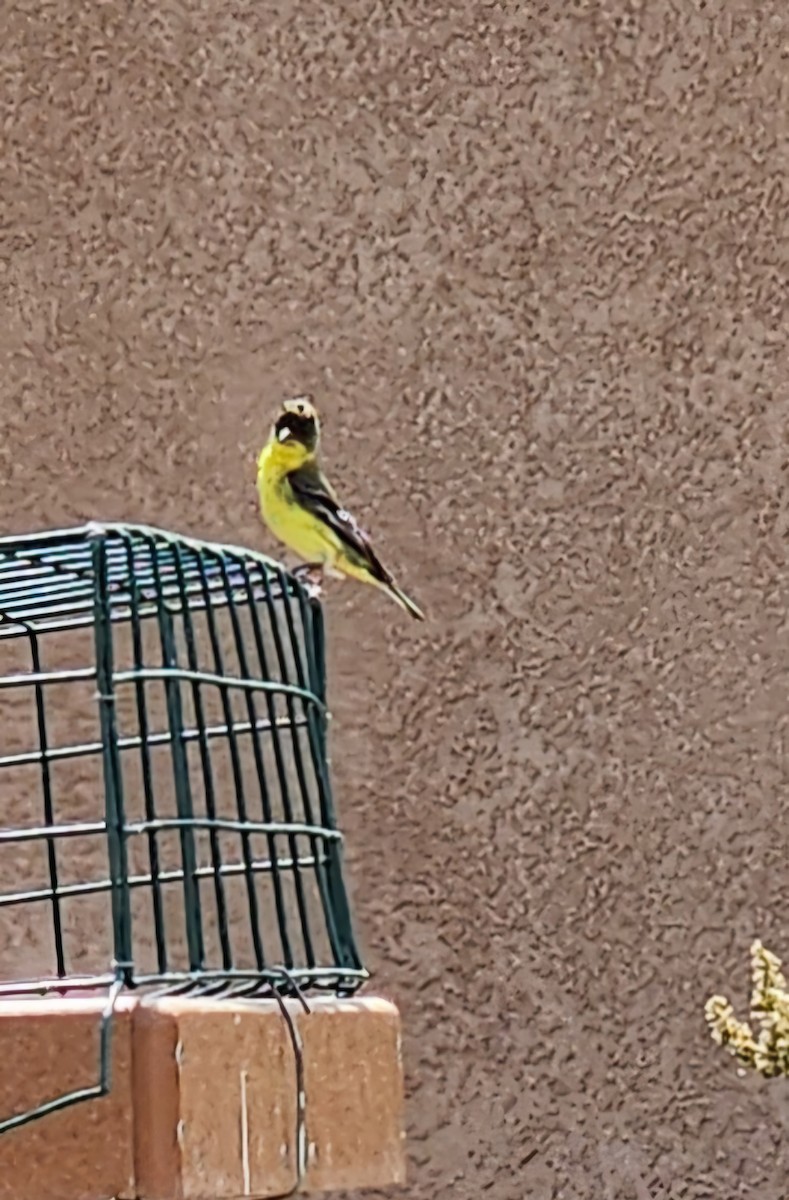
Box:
[256,396,425,621]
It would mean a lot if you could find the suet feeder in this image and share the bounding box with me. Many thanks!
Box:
[0,522,376,1153]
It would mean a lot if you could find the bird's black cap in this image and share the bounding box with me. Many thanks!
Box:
[274,395,319,452]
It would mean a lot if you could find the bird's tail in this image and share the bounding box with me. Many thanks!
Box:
[383,579,425,621]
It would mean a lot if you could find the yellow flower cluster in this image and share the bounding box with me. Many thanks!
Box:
[705,941,789,1078]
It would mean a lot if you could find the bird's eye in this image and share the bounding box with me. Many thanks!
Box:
[296,403,304,414]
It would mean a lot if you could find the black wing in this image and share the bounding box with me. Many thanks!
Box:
[287,462,394,585]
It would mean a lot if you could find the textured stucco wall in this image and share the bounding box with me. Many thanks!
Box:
[2,3,789,1197]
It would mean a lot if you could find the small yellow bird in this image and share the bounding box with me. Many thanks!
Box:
[256,395,425,620]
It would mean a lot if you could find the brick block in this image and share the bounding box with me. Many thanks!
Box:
[0,998,135,1200]
[133,996,299,1199]
[299,997,406,1192]
[0,994,405,1200]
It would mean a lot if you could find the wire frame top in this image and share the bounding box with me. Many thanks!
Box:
[0,521,292,635]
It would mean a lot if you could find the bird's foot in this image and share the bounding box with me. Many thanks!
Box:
[293,562,324,581]
[293,562,325,595]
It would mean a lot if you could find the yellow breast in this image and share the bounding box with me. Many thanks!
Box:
[256,442,336,565]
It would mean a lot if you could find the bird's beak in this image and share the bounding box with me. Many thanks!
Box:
[277,425,292,442]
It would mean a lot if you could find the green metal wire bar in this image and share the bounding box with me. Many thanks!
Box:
[110,666,325,710]
[0,965,367,1005]
[0,522,287,632]
[123,536,167,975]
[0,817,339,844]
[0,520,281,571]
[0,586,265,636]
[238,558,317,969]
[122,966,367,991]
[214,552,302,969]
[0,667,96,688]
[0,565,284,637]
[275,568,345,966]
[0,551,94,587]
[156,594,205,972]
[0,527,277,615]
[0,552,215,595]
[257,565,339,959]
[133,817,338,838]
[0,712,307,769]
[0,850,329,908]
[0,821,106,844]
[300,595,360,973]
[0,972,119,997]
[0,550,262,594]
[171,539,232,970]
[0,525,98,550]
[26,628,66,977]
[93,521,283,577]
[192,552,266,969]
[143,529,204,973]
[91,532,134,982]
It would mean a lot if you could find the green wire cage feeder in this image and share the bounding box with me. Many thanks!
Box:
[0,521,366,1128]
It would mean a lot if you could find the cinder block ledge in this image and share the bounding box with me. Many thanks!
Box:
[0,993,406,1200]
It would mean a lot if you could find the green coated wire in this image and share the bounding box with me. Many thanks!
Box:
[171,540,232,970]
[257,566,337,957]
[300,595,361,972]
[214,551,299,969]
[192,550,267,969]
[238,558,318,968]
[91,531,133,980]
[123,535,167,975]
[275,570,345,966]
[25,628,66,977]
[147,533,205,972]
